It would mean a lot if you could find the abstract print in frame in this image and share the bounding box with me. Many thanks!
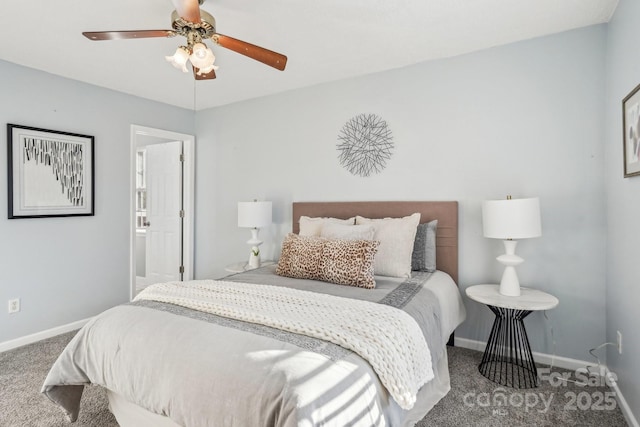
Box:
[7,124,94,218]
[623,83,640,177]
[337,113,393,177]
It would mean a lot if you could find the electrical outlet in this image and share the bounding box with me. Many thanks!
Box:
[617,330,623,354]
[8,298,20,314]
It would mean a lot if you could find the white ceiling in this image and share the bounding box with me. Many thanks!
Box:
[0,0,618,111]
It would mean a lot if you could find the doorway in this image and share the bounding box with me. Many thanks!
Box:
[129,125,195,300]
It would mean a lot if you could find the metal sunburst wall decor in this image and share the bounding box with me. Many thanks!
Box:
[337,113,393,177]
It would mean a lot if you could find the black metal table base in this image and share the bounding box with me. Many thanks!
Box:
[478,305,539,388]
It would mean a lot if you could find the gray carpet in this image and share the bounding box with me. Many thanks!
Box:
[418,346,628,426]
[0,331,628,426]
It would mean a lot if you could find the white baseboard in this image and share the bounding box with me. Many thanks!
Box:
[0,318,91,353]
[606,367,640,427]
[455,337,639,425]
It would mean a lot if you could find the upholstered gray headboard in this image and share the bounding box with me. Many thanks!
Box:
[291,201,459,284]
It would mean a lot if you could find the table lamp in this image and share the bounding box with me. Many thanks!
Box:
[482,196,541,296]
[237,200,272,268]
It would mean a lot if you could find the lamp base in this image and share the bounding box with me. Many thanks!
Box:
[499,266,521,296]
[247,228,263,246]
[497,240,524,297]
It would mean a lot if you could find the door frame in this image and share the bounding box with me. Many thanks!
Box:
[129,125,195,300]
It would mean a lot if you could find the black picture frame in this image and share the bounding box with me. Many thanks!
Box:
[7,124,95,219]
[623,83,640,178]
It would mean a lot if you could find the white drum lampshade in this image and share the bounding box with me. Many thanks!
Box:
[238,201,272,229]
[482,197,541,296]
[237,201,272,267]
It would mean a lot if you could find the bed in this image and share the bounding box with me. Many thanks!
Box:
[42,201,466,427]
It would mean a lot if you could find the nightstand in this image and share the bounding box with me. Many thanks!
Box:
[224,260,275,273]
[466,284,559,389]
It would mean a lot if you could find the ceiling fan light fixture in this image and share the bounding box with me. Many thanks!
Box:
[166,46,190,73]
[191,42,208,59]
[197,62,219,75]
[190,44,216,70]
[84,0,287,80]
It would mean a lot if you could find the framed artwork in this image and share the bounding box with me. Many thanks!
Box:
[623,83,640,177]
[7,124,95,219]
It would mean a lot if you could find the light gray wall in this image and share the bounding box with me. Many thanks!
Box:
[604,0,640,417]
[0,60,194,342]
[195,25,607,361]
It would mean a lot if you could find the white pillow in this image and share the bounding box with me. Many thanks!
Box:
[320,223,375,240]
[299,216,355,236]
[355,213,421,278]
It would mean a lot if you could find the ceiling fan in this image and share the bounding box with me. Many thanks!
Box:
[82,0,287,80]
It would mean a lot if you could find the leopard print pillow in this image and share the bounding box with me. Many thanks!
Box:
[276,233,379,289]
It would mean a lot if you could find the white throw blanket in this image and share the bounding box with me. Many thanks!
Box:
[135,280,433,410]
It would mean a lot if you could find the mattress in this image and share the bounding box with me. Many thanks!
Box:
[43,267,465,426]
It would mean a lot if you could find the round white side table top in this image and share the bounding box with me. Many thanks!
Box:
[466,284,559,311]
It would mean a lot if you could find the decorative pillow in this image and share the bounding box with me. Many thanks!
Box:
[355,213,421,278]
[299,216,355,236]
[277,233,325,279]
[276,233,379,289]
[320,223,375,240]
[411,220,438,272]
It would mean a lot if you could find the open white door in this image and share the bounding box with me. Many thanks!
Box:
[145,141,183,284]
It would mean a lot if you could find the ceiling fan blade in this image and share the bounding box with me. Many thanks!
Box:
[172,0,201,24]
[193,66,216,80]
[83,30,176,41]
[212,34,287,71]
